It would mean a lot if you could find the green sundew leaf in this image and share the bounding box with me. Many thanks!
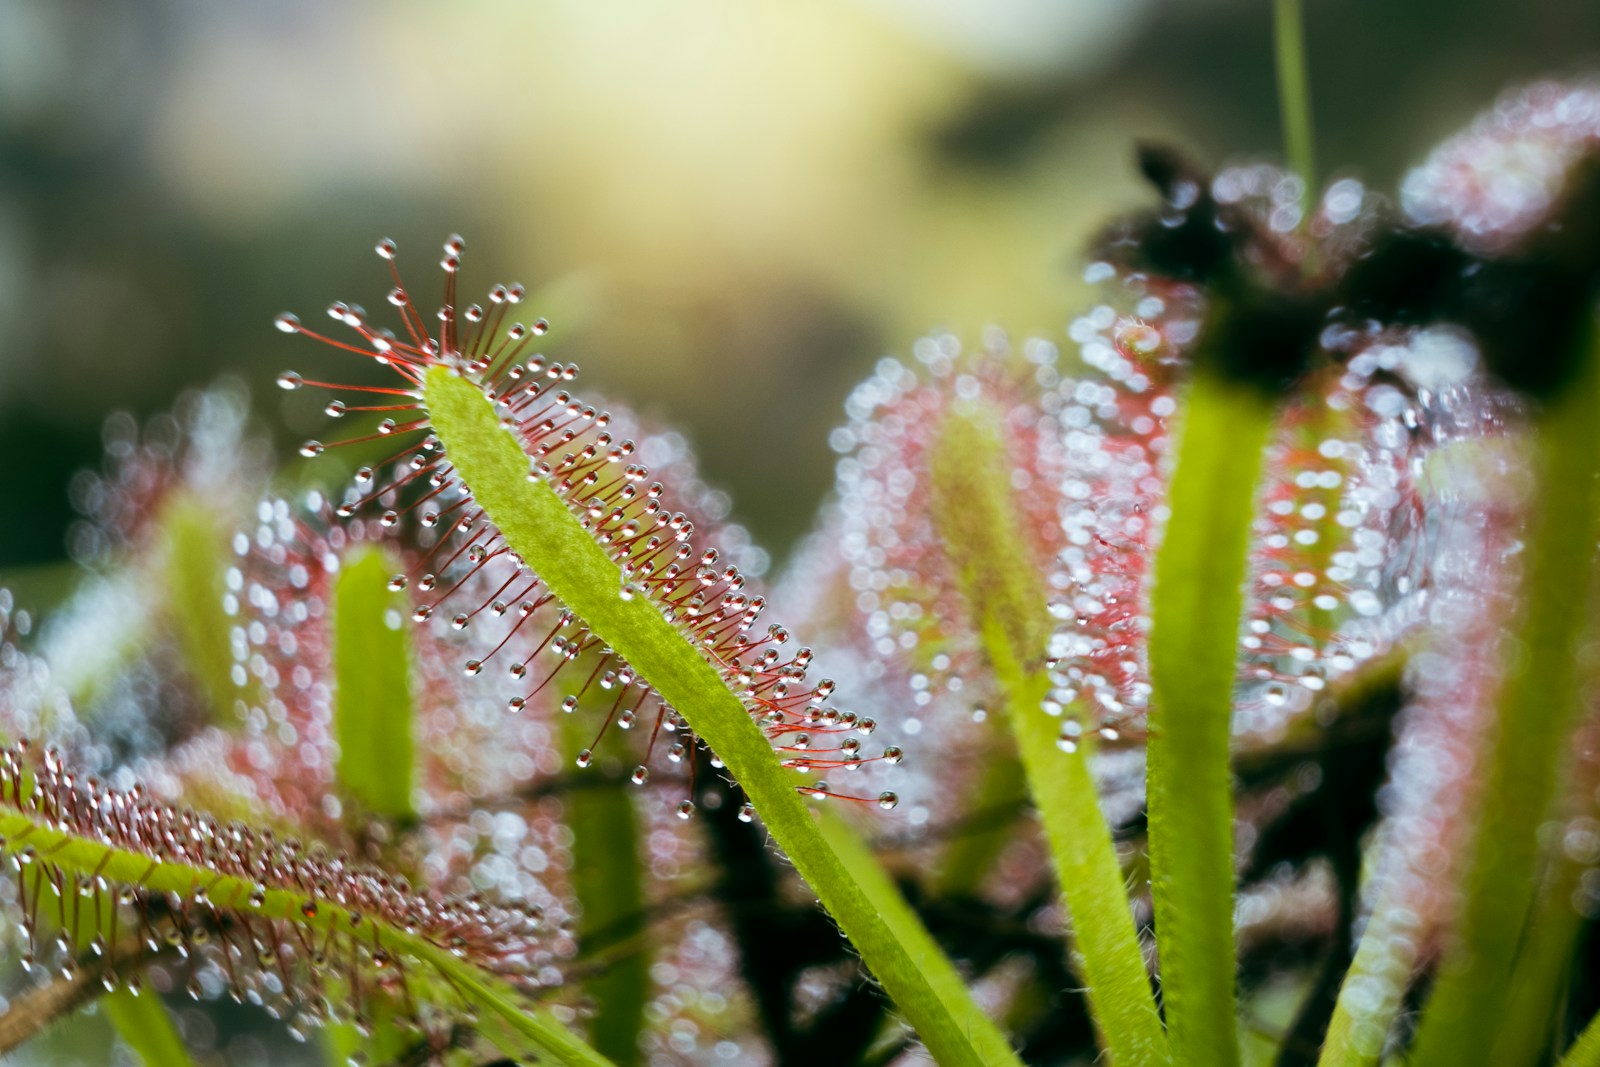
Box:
[0,804,612,1067]
[1408,322,1600,1067]
[1146,372,1275,1067]
[161,494,239,719]
[333,547,415,821]
[423,365,1022,1067]
[563,714,648,1066]
[928,401,1171,1067]
[104,987,196,1067]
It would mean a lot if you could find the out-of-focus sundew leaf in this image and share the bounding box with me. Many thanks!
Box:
[933,747,1028,898]
[562,712,649,1066]
[333,546,415,821]
[104,987,196,1067]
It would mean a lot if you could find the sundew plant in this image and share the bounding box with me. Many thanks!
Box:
[7,14,1600,1067]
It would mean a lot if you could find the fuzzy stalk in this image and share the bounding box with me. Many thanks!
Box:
[1409,319,1600,1067]
[1273,0,1316,223]
[1146,371,1275,1067]
[422,365,1021,1067]
[927,402,1170,1067]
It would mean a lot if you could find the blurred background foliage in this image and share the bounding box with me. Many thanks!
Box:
[0,0,1597,580]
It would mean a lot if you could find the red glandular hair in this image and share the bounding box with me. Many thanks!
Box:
[0,742,550,1027]
[817,169,1432,761]
[274,236,897,809]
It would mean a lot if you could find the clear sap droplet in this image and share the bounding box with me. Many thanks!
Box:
[738,802,755,823]
[630,766,649,786]
[275,313,302,334]
[882,746,903,765]
[675,800,695,820]
[299,441,325,458]
[277,371,304,390]
[877,791,899,810]
[375,237,398,260]
[324,400,346,417]
[575,749,593,768]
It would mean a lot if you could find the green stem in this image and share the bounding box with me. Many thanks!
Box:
[1273,0,1316,222]
[424,365,1021,1067]
[1147,372,1275,1067]
[333,548,416,821]
[1490,843,1592,1061]
[1561,1007,1600,1067]
[105,987,196,1067]
[1007,671,1170,1066]
[927,402,1169,1066]
[562,714,648,1066]
[1315,885,1418,1067]
[1409,322,1600,1067]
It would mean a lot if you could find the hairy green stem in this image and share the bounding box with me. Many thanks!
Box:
[927,402,1169,1066]
[1409,322,1600,1067]
[424,365,1020,1067]
[1147,372,1275,1067]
